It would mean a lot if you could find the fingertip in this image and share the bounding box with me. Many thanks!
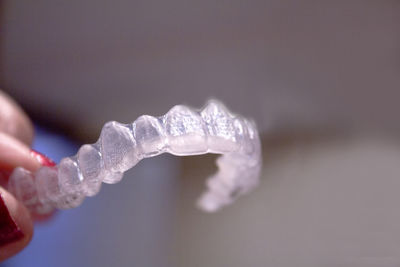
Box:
[0,132,41,172]
[0,91,34,146]
[0,187,33,262]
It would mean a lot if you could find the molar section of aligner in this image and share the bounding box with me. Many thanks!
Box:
[36,166,84,210]
[8,167,52,214]
[133,115,166,158]
[198,155,245,212]
[233,116,249,152]
[197,191,224,212]
[244,119,258,147]
[213,154,260,198]
[77,144,103,196]
[246,120,262,167]
[215,156,242,192]
[198,169,240,212]
[198,176,234,212]
[164,105,207,155]
[236,118,261,160]
[201,100,238,153]
[206,171,238,201]
[241,163,261,193]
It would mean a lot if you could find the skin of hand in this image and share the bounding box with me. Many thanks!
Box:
[0,90,50,262]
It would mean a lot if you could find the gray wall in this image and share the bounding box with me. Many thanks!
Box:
[2,0,399,137]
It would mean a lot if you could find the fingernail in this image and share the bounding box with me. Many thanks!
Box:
[29,149,56,167]
[0,193,24,247]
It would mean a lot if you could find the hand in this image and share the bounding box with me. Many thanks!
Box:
[0,90,51,261]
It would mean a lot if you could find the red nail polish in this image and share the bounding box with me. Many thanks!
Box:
[30,150,56,167]
[0,194,24,247]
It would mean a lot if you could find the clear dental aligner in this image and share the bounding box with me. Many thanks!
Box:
[8,100,262,214]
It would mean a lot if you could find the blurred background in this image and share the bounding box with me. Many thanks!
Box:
[1,0,400,266]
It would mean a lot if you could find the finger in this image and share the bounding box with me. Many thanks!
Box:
[0,91,55,223]
[0,187,33,262]
[0,131,40,193]
[0,132,40,173]
[0,91,34,146]
[0,133,55,221]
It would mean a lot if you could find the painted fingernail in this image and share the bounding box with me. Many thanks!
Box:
[0,193,24,247]
[30,150,56,167]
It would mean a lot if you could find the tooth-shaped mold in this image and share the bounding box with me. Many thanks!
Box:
[36,166,85,210]
[8,167,44,212]
[77,144,103,196]
[100,121,139,173]
[102,171,124,185]
[201,100,237,153]
[8,99,262,214]
[164,105,207,155]
[58,157,85,194]
[133,115,166,157]
[36,166,60,204]
[233,117,247,150]
[77,142,123,185]
[243,119,262,165]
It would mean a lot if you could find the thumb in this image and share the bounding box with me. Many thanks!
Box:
[0,186,33,262]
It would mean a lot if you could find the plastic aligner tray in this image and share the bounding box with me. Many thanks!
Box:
[8,100,262,214]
